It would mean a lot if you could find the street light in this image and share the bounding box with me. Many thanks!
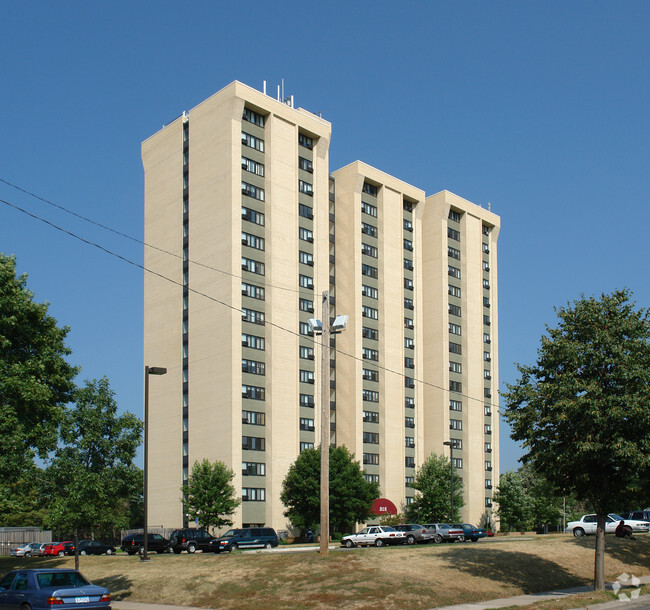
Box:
[308,291,347,556]
[443,440,454,523]
[142,365,167,561]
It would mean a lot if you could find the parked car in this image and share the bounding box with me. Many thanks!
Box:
[392,524,435,544]
[565,514,650,537]
[77,540,116,555]
[619,510,650,523]
[9,543,43,558]
[120,533,171,555]
[169,528,215,553]
[422,524,465,542]
[210,527,278,553]
[452,523,488,542]
[0,568,110,609]
[340,526,406,548]
[43,541,75,557]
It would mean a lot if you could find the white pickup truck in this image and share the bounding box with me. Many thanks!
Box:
[565,513,650,537]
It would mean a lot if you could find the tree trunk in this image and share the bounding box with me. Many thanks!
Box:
[594,514,606,590]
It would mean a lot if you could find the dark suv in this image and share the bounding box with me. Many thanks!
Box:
[120,533,170,555]
[209,527,278,553]
[169,528,215,554]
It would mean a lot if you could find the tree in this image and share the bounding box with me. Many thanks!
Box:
[493,470,532,531]
[45,377,143,568]
[281,446,379,534]
[0,254,77,484]
[502,290,650,590]
[405,453,464,523]
[182,459,240,531]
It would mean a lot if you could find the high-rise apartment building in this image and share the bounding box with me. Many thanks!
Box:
[143,81,500,531]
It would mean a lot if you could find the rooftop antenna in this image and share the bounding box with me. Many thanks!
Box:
[263,80,267,95]
[488,202,491,211]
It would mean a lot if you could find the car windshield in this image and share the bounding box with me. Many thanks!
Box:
[222,529,241,538]
[37,572,89,588]
[609,514,623,520]
[381,526,397,532]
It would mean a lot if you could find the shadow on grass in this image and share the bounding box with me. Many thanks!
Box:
[438,547,585,594]
[597,534,650,573]
[93,574,134,600]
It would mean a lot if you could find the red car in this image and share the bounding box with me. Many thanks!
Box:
[43,541,75,556]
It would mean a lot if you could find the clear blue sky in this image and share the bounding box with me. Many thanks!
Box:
[1,1,649,473]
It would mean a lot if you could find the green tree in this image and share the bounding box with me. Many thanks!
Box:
[281,446,379,534]
[405,453,464,523]
[493,470,532,531]
[183,459,240,531]
[45,377,143,568]
[502,290,650,590]
[0,254,77,485]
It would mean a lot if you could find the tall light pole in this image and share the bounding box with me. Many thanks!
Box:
[142,365,167,561]
[443,440,454,523]
[309,291,347,556]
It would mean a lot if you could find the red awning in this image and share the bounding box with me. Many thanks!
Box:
[371,498,398,516]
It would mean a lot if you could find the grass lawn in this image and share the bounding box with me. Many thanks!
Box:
[1,534,648,609]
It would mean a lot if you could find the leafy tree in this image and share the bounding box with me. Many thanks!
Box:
[493,470,532,531]
[0,468,49,527]
[182,459,240,530]
[405,453,464,523]
[45,377,143,568]
[0,254,77,483]
[281,446,379,534]
[502,290,650,590]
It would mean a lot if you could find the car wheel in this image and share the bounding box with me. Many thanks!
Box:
[80,550,87,556]
[187,543,197,554]
[106,548,114,555]
[457,535,465,543]
[57,550,65,557]
[345,540,354,548]
[265,542,272,549]
[138,546,145,555]
[230,543,238,552]
[433,534,443,544]
[406,535,416,545]
[21,603,32,610]
[375,538,384,547]
[24,552,31,558]
[573,528,585,538]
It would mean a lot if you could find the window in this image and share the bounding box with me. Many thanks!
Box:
[362,305,378,319]
[242,206,265,226]
[404,238,413,251]
[448,265,461,279]
[242,132,264,152]
[483,315,491,326]
[404,278,414,290]
[405,377,415,388]
[405,436,415,448]
[298,203,313,219]
[363,431,379,444]
[485,461,492,471]
[404,356,414,369]
[362,285,378,299]
[242,436,265,451]
[448,246,461,260]
[452,458,463,469]
[485,479,492,489]
[362,243,378,257]
[242,386,265,401]
[404,317,414,329]
[300,345,314,360]
[449,304,461,317]
[449,323,462,336]
[242,359,265,375]
[300,418,315,431]
[299,227,313,242]
[363,410,379,423]
[298,157,313,172]
[482,260,490,271]
[450,418,462,430]
[361,222,377,237]
[365,474,380,484]
[242,409,265,424]
[449,399,462,411]
[242,461,265,476]
[484,351,491,361]
[482,243,490,253]
[403,219,413,231]
[242,333,265,350]
[405,456,415,468]
[242,157,264,176]
[300,394,314,407]
[242,487,266,501]
[449,361,462,373]
[362,368,379,382]
[298,180,313,196]
[300,370,315,384]
[404,298,414,310]
[484,370,492,380]
[298,133,313,149]
[448,227,460,241]
[363,453,379,465]
[362,182,378,196]
[449,380,462,392]
[362,347,379,361]
[404,258,413,270]
[299,442,314,452]
[361,201,378,217]
[405,416,415,428]
[405,397,415,408]
[485,498,493,507]
[362,326,378,341]
[449,342,462,355]
[404,337,414,349]
[241,182,265,201]
[362,263,378,278]
[299,322,312,336]
[362,389,379,402]
[484,424,492,434]
[448,284,461,297]
[299,251,314,266]
[484,333,491,343]
[242,257,265,275]
[483,225,490,236]
[485,442,492,452]
[405,476,414,487]
[451,438,462,449]
[449,209,461,222]
[242,282,265,300]
[299,275,314,290]
[242,232,265,250]
[483,296,490,307]
[243,107,265,127]
[242,308,265,325]
[483,279,491,289]
[299,298,314,312]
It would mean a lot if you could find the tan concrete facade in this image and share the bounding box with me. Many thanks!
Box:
[143,81,500,531]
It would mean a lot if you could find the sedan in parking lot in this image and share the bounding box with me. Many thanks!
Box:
[340,526,406,548]
[452,523,488,542]
[10,543,44,558]
[0,568,110,609]
[392,524,435,544]
[565,514,650,537]
[43,541,75,557]
[422,524,465,542]
[77,540,116,555]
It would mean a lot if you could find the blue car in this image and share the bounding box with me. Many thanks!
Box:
[0,569,110,609]
[452,523,488,542]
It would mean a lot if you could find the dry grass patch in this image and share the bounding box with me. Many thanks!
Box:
[0,535,647,609]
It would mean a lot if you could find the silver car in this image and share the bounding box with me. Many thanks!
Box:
[340,526,406,548]
[392,524,435,544]
[9,543,43,558]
